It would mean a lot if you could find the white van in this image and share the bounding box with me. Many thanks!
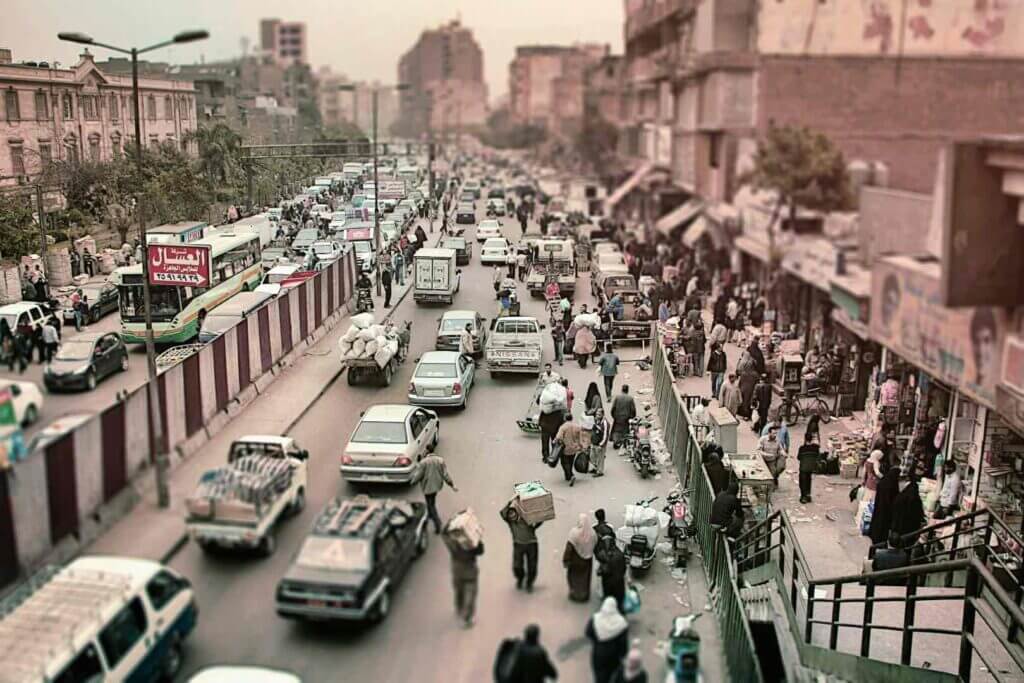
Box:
[0,556,196,682]
[198,290,274,343]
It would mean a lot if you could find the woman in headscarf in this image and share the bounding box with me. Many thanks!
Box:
[747,337,767,376]
[585,597,630,683]
[891,474,926,546]
[563,513,598,602]
[585,381,603,413]
[574,323,598,368]
[595,535,627,611]
[869,464,902,545]
[855,450,884,531]
[610,648,648,683]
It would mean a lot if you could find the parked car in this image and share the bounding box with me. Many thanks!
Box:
[275,495,428,623]
[0,380,43,427]
[339,404,439,485]
[484,316,545,376]
[486,198,506,217]
[0,301,58,335]
[455,202,476,225]
[475,219,503,243]
[43,332,128,392]
[290,228,320,254]
[408,351,475,410]
[61,282,119,325]
[435,310,487,354]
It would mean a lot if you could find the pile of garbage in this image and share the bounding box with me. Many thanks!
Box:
[338,312,401,368]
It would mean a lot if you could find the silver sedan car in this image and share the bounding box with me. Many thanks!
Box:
[407,351,475,410]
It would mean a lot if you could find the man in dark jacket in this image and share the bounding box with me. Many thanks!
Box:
[710,481,744,538]
[442,519,484,628]
[381,266,393,308]
[595,535,627,610]
[704,453,730,495]
[752,374,773,434]
[501,501,543,592]
[796,437,821,504]
[503,624,558,682]
[707,341,727,399]
[538,402,565,464]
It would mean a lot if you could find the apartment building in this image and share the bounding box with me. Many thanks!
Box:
[509,43,608,135]
[260,19,308,66]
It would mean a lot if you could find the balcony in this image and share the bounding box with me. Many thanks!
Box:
[626,0,696,44]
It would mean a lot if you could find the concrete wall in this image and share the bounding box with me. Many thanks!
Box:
[757,56,1024,193]
[758,0,1024,57]
[859,186,933,266]
[0,252,356,587]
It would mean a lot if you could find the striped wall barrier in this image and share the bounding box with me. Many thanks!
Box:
[0,252,356,587]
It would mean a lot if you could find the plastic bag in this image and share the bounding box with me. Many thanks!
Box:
[545,442,562,468]
[623,585,641,614]
[539,383,567,414]
[573,451,590,473]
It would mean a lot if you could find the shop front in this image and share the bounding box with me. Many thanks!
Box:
[870,255,1013,521]
[830,265,876,415]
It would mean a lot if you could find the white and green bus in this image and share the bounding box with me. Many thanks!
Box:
[116,232,263,344]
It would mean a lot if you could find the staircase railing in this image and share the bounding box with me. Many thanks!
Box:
[733,508,1024,681]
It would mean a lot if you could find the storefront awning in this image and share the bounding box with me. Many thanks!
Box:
[734,235,770,263]
[682,215,730,250]
[606,161,655,209]
[682,216,707,247]
[831,307,870,340]
[656,199,703,237]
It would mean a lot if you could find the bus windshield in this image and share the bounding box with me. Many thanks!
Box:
[118,279,183,322]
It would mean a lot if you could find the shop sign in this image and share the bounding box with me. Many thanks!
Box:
[147,244,211,287]
[1001,333,1024,396]
[781,237,839,292]
[870,257,1007,409]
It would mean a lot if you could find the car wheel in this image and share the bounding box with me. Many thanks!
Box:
[347,369,359,385]
[90,309,99,324]
[416,527,430,556]
[159,635,184,682]
[291,487,306,515]
[457,397,467,411]
[371,589,391,623]
[21,404,38,427]
[86,370,97,391]
[259,532,277,557]
[119,354,129,372]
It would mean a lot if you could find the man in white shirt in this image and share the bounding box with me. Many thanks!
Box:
[936,460,962,518]
[459,323,476,365]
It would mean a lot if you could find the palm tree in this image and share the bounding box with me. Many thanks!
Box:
[187,123,242,187]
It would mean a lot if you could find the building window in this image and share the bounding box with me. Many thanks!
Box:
[181,137,188,153]
[88,136,100,162]
[62,93,73,120]
[34,91,49,121]
[708,132,722,170]
[9,144,25,176]
[147,95,157,121]
[4,90,20,121]
[111,135,121,158]
[64,135,78,164]
[109,94,119,121]
[38,141,52,166]
[179,97,188,120]
[149,134,159,149]
[164,95,172,120]
[82,96,96,120]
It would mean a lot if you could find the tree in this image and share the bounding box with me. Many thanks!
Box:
[742,124,851,267]
[480,107,548,150]
[576,116,619,173]
[0,193,39,260]
[187,123,243,187]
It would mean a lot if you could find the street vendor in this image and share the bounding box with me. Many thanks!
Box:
[757,424,786,488]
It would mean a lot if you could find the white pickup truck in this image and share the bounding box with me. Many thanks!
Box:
[186,435,309,555]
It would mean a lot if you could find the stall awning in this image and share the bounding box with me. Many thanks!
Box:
[606,161,655,209]
[682,215,730,250]
[831,307,870,340]
[734,235,770,263]
[656,199,703,237]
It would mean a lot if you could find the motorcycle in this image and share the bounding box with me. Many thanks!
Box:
[664,614,702,683]
[616,496,666,573]
[626,414,657,478]
[664,488,697,567]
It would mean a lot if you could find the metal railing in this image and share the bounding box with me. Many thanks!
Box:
[732,508,1024,681]
[652,336,764,682]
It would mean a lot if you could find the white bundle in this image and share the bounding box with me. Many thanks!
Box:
[375,334,388,349]
[352,339,367,355]
[357,327,377,342]
[338,338,353,354]
[539,382,567,414]
[343,348,361,360]
[384,339,399,355]
[374,346,393,368]
[365,340,379,355]
[342,326,360,343]
[351,312,375,329]
[367,324,385,337]
[573,313,601,329]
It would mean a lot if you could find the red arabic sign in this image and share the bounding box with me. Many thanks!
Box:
[148,244,212,287]
[344,228,372,241]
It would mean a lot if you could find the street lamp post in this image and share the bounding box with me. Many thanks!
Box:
[59,29,209,508]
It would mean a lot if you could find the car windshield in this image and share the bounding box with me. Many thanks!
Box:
[228,441,285,462]
[296,536,371,572]
[483,239,506,249]
[415,363,457,379]
[458,205,473,212]
[54,339,95,361]
[494,320,539,335]
[351,420,407,444]
[480,221,500,229]
[441,318,472,332]
[313,244,335,256]
[353,242,371,253]
[294,229,318,242]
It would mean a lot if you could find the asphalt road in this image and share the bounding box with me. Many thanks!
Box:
[169,206,684,682]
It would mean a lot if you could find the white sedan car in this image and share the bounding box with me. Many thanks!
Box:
[480,237,511,265]
[1,380,43,427]
[408,351,476,410]
[340,404,439,485]
[475,219,503,243]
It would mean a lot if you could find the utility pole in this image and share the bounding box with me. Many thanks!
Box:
[428,140,435,234]
[35,185,47,278]
[372,89,381,296]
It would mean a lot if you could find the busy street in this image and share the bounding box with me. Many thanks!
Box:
[4,3,1024,683]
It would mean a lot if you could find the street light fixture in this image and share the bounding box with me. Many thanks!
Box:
[59,29,209,509]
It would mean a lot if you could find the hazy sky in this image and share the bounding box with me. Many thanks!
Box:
[2,0,624,98]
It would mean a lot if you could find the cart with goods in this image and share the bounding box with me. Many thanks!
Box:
[338,313,409,387]
[517,372,564,433]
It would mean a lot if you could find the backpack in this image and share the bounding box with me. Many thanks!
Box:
[494,638,520,683]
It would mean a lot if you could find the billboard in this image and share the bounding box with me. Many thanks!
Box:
[379,181,407,199]
[148,244,212,287]
[870,256,1007,408]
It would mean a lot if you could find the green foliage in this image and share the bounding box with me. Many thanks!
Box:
[481,107,548,150]
[576,117,619,173]
[743,124,851,214]
[187,123,243,186]
[0,193,39,260]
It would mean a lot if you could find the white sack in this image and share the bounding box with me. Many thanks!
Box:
[539,382,567,414]
[351,312,375,329]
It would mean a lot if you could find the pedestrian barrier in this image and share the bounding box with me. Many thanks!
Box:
[0,253,357,588]
[652,337,765,683]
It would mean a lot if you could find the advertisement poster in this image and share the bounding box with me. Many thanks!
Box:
[148,244,212,287]
[870,257,1006,408]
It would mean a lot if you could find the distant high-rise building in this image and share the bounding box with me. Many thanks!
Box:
[397,20,488,137]
[317,68,398,136]
[509,43,608,134]
[259,18,308,66]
